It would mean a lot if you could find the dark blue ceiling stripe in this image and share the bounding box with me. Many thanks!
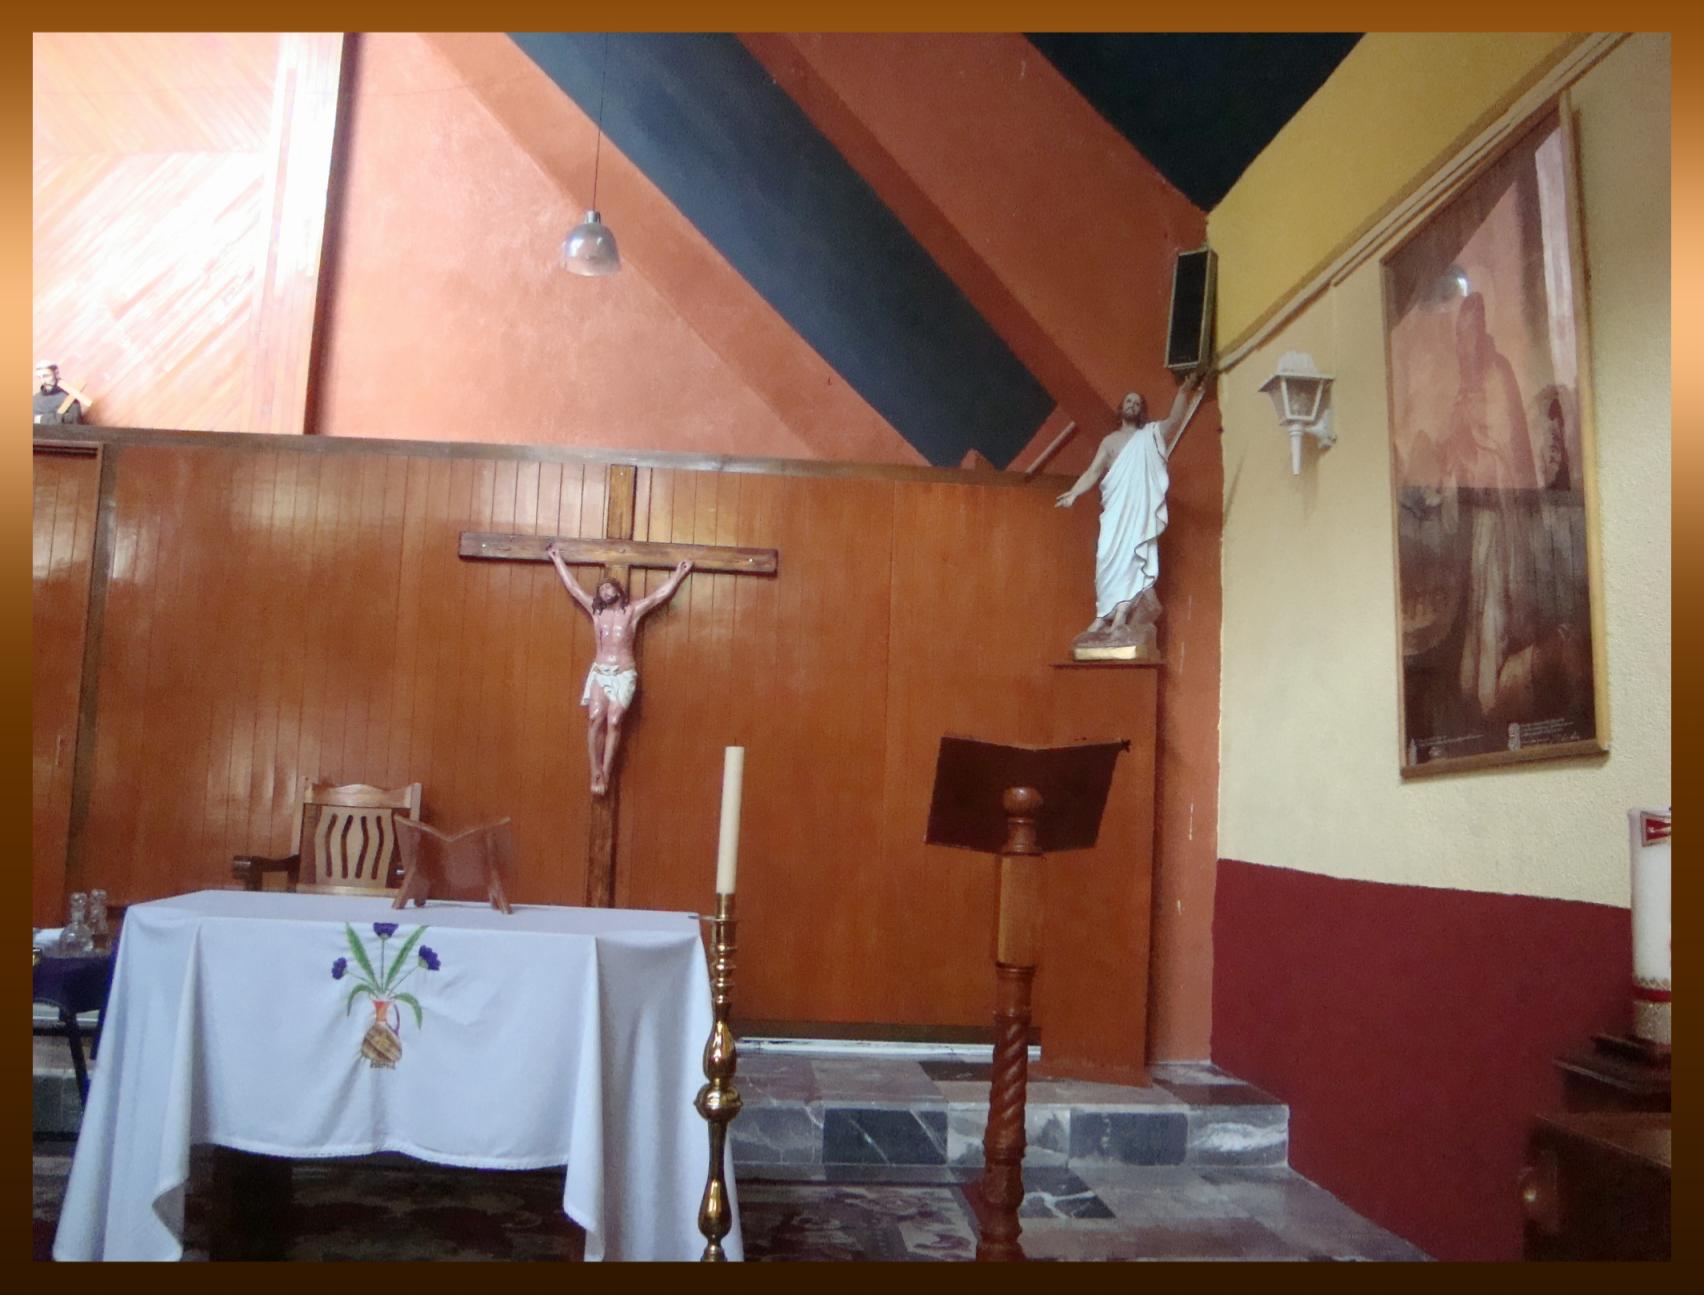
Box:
[1027,33,1362,210]
[511,32,1055,468]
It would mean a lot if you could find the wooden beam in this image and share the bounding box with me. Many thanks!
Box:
[1020,421,1078,480]
[460,532,778,576]
[740,34,1121,437]
[64,445,119,897]
[604,463,637,558]
[587,797,619,911]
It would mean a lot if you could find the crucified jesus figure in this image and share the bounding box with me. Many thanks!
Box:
[545,542,693,796]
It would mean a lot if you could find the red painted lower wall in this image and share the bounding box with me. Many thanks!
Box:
[1211,858,1631,1262]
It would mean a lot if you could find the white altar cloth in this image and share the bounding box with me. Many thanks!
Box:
[52,890,741,1262]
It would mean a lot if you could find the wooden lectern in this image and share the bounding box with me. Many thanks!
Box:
[925,735,1126,1262]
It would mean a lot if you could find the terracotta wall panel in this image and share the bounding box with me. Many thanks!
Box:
[311,34,917,467]
[32,33,341,434]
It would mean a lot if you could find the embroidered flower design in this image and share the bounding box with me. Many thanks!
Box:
[333,923,441,1069]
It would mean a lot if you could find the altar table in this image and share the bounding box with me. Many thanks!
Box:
[52,890,741,1261]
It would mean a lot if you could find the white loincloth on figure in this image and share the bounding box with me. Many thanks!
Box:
[1095,421,1169,618]
[581,663,638,709]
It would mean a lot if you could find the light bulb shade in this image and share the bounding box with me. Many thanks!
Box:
[562,210,620,276]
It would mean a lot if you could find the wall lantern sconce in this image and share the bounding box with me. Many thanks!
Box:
[1258,351,1335,475]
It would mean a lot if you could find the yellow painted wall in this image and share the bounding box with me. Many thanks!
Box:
[1209,32,1582,350]
[1217,34,1669,904]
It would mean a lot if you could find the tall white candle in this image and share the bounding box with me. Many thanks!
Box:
[716,746,745,895]
[1628,807,1671,1046]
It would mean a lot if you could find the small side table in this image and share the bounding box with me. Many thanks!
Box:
[33,950,117,1104]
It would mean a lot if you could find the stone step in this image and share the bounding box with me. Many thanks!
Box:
[730,1054,1288,1172]
[34,1042,1290,1172]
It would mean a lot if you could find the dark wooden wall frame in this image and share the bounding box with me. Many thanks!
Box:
[45,442,120,900]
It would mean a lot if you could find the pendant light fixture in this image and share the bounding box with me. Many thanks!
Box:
[562,33,620,277]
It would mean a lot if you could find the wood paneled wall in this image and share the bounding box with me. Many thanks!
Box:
[33,446,102,926]
[46,428,1165,1030]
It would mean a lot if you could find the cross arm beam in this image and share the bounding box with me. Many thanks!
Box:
[458,533,778,576]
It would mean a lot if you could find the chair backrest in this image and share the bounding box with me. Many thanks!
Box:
[292,780,422,894]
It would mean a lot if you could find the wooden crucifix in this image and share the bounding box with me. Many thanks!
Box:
[459,464,778,908]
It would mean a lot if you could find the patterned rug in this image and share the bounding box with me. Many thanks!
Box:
[35,1141,993,1262]
[35,1138,1424,1261]
[738,1182,979,1262]
[35,1142,585,1262]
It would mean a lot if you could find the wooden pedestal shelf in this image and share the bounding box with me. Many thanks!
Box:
[1555,1034,1670,1113]
[1048,660,1165,669]
[1033,663,1159,1087]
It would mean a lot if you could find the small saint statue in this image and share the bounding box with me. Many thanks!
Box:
[1056,373,1204,657]
[546,542,693,796]
[34,361,83,425]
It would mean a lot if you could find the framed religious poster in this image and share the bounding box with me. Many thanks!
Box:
[1381,99,1607,777]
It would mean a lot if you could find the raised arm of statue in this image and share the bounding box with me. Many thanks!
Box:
[1158,372,1205,446]
[545,541,594,613]
[632,559,694,621]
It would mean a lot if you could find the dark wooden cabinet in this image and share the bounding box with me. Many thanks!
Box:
[1520,1112,1670,1261]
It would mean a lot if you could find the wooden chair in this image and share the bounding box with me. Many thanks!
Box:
[232,780,422,894]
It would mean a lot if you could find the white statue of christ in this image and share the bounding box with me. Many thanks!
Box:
[1056,373,1203,646]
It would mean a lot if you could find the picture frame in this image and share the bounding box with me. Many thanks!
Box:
[1381,97,1608,777]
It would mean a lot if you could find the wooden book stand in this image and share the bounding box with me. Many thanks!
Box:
[924,735,1125,1262]
[393,817,515,914]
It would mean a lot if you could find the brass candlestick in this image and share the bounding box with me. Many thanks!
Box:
[695,892,742,1261]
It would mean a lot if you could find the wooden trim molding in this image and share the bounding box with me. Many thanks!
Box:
[33,424,1075,489]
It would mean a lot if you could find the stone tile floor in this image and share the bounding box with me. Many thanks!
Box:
[33,1141,1427,1261]
[736,1164,1428,1261]
[33,1041,1428,1261]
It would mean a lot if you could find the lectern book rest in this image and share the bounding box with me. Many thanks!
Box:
[923,734,1126,1261]
[924,736,1128,855]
